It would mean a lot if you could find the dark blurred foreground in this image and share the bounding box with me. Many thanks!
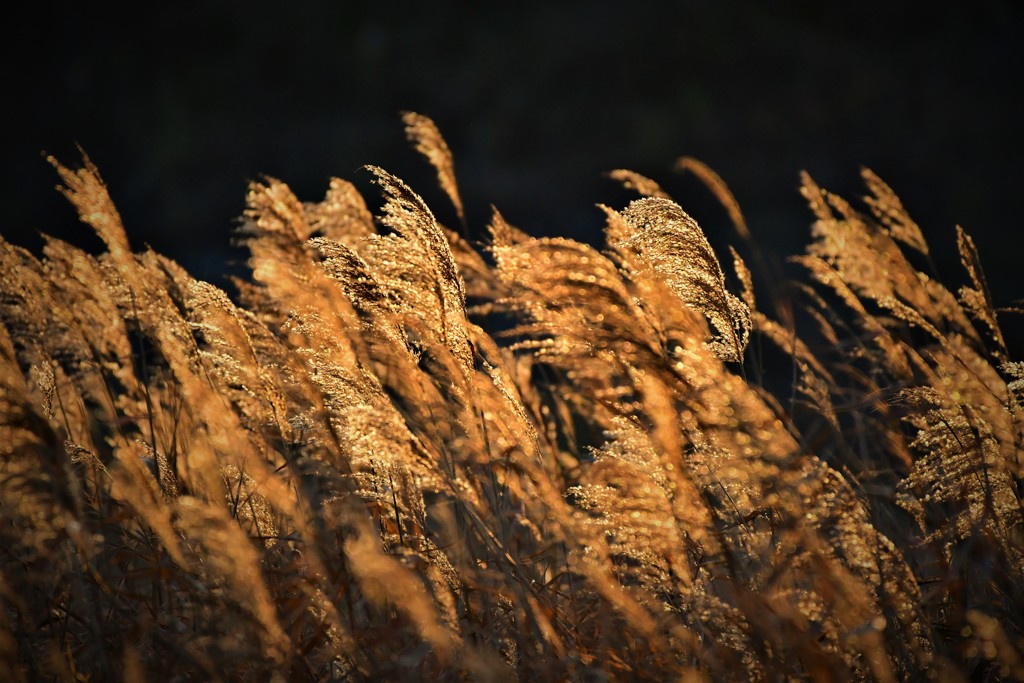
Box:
[4,2,1022,347]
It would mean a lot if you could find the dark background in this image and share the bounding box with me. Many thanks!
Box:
[4,2,1022,343]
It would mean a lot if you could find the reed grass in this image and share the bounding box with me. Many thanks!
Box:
[1,114,1021,681]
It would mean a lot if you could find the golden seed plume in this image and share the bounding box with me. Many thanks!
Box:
[676,156,749,240]
[607,169,671,199]
[402,111,466,226]
[619,197,750,362]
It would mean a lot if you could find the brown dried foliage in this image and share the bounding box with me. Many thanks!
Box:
[1,116,1021,682]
